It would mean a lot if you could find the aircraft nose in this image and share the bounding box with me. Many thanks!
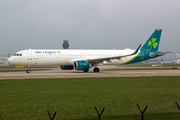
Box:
[7,57,13,64]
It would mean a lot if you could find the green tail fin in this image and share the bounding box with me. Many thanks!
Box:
[141,29,162,51]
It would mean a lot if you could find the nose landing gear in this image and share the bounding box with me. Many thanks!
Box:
[26,69,30,73]
[26,66,31,73]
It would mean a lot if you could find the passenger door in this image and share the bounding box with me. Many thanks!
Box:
[27,50,32,60]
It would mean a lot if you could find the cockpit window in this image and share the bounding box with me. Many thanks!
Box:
[14,54,22,56]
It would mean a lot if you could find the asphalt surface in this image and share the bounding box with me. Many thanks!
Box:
[0,65,180,80]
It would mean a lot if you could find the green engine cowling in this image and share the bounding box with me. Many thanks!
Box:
[60,65,74,70]
[74,61,90,71]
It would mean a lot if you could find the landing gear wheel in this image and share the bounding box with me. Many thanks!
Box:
[93,68,100,73]
[83,70,89,72]
[26,70,30,73]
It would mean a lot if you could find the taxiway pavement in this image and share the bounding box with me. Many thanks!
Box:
[0,66,180,80]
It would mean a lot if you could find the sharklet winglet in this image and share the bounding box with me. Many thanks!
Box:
[132,44,141,55]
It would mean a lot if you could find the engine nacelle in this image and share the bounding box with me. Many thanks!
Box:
[74,61,90,71]
[60,65,74,70]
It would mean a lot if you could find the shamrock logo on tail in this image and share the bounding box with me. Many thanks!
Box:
[148,38,158,49]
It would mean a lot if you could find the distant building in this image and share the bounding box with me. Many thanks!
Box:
[62,40,69,49]
[0,54,11,65]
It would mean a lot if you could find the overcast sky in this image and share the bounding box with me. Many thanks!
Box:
[0,0,180,59]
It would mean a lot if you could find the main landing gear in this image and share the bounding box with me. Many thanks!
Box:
[83,67,100,72]
[83,70,89,72]
[93,67,100,73]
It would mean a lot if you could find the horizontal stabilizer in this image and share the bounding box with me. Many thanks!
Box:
[150,51,172,57]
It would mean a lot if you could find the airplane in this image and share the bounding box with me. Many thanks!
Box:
[8,29,171,73]
[176,53,180,63]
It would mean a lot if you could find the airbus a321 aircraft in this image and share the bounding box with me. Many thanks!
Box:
[8,29,171,73]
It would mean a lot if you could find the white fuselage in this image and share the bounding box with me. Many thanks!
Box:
[8,49,136,66]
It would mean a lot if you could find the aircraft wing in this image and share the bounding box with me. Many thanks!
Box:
[82,44,141,66]
[150,51,173,57]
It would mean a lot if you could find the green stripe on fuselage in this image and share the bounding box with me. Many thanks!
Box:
[122,49,141,65]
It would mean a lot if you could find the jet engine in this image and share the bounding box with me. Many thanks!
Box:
[74,61,90,72]
[60,65,74,70]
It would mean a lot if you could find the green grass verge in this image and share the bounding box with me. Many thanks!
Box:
[0,69,53,72]
[0,66,56,72]
[0,66,58,69]
[103,68,179,71]
[0,77,180,119]
[122,64,180,67]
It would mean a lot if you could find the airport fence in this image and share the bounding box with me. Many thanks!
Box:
[1,98,180,120]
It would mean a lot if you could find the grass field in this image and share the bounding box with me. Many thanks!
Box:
[1,77,180,119]
[0,66,56,72]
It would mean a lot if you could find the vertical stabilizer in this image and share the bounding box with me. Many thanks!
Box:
[141,29,162,51]
[176,53,180,58]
